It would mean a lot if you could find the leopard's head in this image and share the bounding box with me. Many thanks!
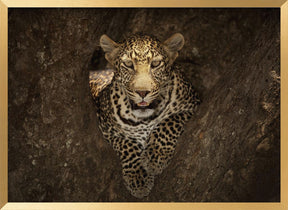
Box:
[100,33,184,110]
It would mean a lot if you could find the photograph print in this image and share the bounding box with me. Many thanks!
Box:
[8,8,280,201]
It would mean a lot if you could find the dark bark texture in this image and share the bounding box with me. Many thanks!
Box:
[8,8,280,202]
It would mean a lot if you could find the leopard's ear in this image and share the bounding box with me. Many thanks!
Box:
[163,33,185,64]
[100,34,119,64]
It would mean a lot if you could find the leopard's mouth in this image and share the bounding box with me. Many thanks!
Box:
[137,101,150,107]
[130,99,160,110]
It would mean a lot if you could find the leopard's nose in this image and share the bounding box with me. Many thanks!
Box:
[136,90,150,98]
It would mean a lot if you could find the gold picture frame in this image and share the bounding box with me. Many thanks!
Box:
[1,0,287,209]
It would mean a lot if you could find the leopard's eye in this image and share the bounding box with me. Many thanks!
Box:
[151,60,161,68]
[123,60,133,68]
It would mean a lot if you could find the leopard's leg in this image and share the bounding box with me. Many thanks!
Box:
[111,137,154,198]
[142,112,192,175]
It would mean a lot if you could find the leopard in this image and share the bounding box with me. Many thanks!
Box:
[89,33,200,198]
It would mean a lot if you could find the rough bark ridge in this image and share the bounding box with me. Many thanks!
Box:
[8,9,280,201]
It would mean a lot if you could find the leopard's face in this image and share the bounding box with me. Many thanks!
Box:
[116,36,170,108]
[100,33,184,109]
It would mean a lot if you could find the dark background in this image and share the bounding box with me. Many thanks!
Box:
[8,8,280,201]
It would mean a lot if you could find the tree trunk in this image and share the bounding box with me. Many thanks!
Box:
[8,8,280,201]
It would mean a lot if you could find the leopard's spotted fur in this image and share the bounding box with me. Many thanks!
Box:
[89,33,200,198]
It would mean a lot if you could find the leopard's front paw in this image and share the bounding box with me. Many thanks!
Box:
[141,149,166,176]
[122,165,154,199]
